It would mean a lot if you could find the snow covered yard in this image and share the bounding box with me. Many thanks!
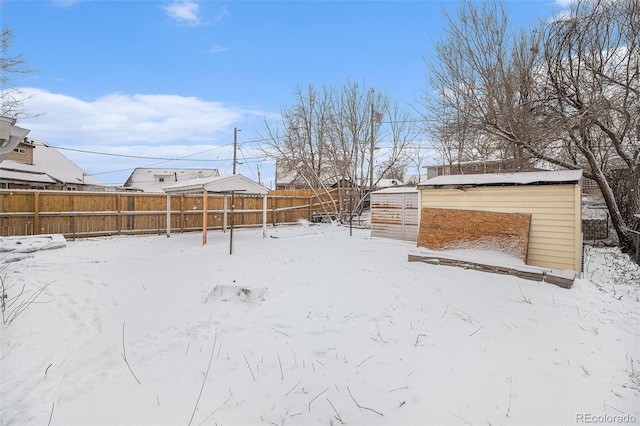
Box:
[1,224,639,425]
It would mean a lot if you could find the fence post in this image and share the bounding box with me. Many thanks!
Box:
[116,193,122,235]
[180,195,185,233]
[1,190,320,239]
[33,191,40,236]
[272,196,277,227]
[223,194,228,232]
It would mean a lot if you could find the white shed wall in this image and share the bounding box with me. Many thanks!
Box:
[371,190,419,242]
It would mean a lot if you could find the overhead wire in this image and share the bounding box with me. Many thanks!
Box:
[49,120,434,178]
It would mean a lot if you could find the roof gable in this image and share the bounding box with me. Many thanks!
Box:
[163,174,269,195]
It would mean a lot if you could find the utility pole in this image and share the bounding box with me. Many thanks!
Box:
[369,100,375,193]
[233,127,239,175]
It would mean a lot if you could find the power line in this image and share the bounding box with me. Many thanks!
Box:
[50,127,435,178]
[51,144,265,162]
[52,145,217,161]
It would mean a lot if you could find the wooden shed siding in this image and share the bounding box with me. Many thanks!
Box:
[419,184,581,271]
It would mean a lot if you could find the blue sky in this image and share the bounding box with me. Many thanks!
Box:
[2,0,565,187]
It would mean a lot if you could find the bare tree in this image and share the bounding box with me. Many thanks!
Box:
[260,84,339,219]
[422,0,639,258]
[261,79,413,221]
[541,0,640,255]
[423,2,525,175]
[1,27,35,118]
[405,139,434,184]
[375,100,419,182]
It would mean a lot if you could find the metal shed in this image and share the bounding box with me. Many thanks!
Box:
[370,186,419,242]
[416,170,583,272]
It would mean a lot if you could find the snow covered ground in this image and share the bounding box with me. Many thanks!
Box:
[1,224,639,425]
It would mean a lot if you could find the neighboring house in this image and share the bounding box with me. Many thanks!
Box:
[330,177,366,189]
[275,159,401,191]
[123,167,220,193]
[274,158,325,190]
[376,178,404,189]
[275,166,308,190]
[424,159,539,179]
[405,174,429,185]
[0,139,108,191]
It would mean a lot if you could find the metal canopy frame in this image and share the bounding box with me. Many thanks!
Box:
[162,174,269,249]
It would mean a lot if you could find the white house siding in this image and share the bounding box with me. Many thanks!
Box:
[371,188,419,242]
[418,184,582,272]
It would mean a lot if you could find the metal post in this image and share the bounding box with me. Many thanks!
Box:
[230,127,240,254]
[229,192,234,254]
[166,194,171,238]
[202,189,208,245]
[263,194,267,238]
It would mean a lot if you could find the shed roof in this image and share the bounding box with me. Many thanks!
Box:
[371,186,418,194]
[417,170,583,188]
[162,174,269,195]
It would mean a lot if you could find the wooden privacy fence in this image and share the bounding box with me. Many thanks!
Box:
[0,189,339,239]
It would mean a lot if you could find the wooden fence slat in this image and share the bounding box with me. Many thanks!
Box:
[0,189,321,239]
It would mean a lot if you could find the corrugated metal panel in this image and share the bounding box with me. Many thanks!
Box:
[371,190,419,242]
[419,184,581,272]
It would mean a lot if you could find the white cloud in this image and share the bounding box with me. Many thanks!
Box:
[553,0,574,7]
[547,0,573,21]
[163,0,202,26]
[12,88,271,184]
[18,88,264,145]
[209,45,229,54]
[51,0,85,8]
[213,6,230,23]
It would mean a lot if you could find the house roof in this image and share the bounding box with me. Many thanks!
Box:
[377,178,404,188]
[162,174,269,195]
[417,170,583,188]
[426,159,512,168]
[124,167,220,193]
[0,165,58,184]
[0,140,106,187]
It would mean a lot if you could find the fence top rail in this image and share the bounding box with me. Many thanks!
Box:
[267,194,316,199]
[0,207,286,217]
[0,189,279,200]
[0,189,139,195]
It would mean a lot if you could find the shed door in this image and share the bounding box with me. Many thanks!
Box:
[371,192,418,242]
